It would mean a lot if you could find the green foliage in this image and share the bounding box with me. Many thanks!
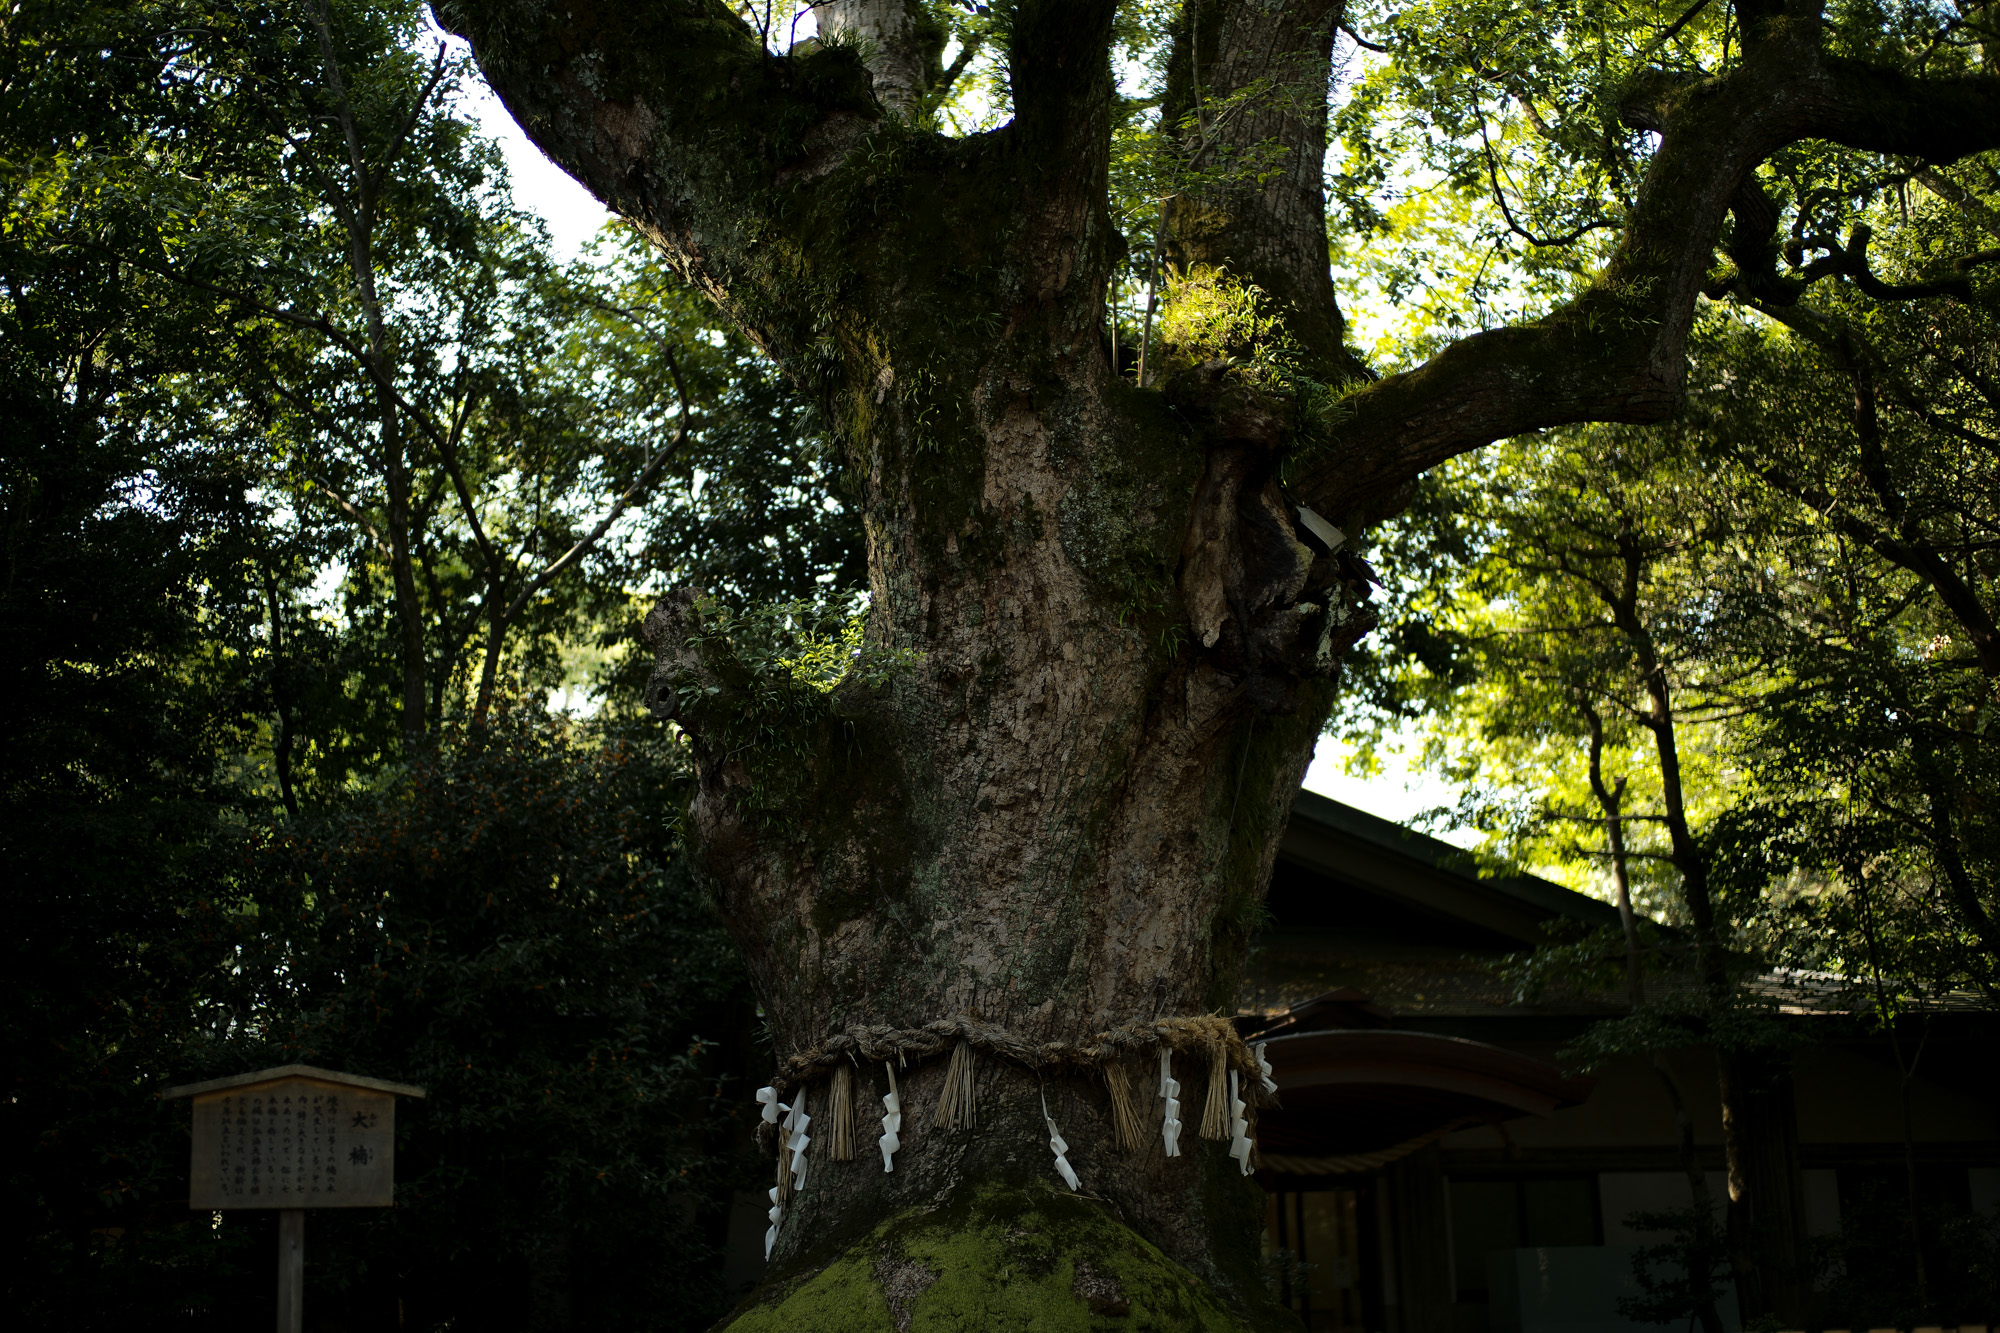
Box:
[1616,1208,1734,1329]
[1808,1176,2000,1327]
[686,595,923,699]
[1339,165,2000,1061]
[3,2,855,1326]
[1158,266,1309,385]
[210,717,756,1330]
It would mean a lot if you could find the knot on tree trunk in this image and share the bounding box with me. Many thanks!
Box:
[1171,359,1377,713]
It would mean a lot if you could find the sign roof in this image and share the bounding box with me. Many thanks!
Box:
[161,1064,426,1101]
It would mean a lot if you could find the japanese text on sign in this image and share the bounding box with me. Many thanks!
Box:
[189,1078,395,1209]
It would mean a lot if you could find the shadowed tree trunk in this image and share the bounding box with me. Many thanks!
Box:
[434,0,2000,1323]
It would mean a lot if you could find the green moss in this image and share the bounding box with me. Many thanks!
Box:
[726,1182,1260,1333]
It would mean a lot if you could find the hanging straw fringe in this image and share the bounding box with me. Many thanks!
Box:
[1199,1034,1230,1141]
[757,1013,1277,1165]
[828,1063,856,1161]
[1103,1060,1142,1155]
[932,1041,979,1131]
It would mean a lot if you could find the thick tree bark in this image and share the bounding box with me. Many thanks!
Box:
[436,0,2000,1323]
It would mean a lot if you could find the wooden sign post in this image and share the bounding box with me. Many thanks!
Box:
[164,1065,425,1333]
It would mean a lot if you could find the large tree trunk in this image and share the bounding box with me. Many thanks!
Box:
[621,0,1373,1307]
[435,0,2000,1323]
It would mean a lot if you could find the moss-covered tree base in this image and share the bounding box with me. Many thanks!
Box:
[724,1181,1286,1332]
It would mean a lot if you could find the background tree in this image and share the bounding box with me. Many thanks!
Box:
[3,2,859,1326]
[1343,207,2000,1323]
[1346,420,1800,1326]
[433,0,2000,1324]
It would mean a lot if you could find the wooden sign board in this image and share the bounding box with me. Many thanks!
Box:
[189,1078,394,1208]
[165,1064,424,1210]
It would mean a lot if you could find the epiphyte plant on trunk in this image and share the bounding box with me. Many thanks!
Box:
[435,0,2000,1324]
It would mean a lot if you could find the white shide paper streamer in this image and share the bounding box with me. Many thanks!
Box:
[1252,1041,1277,1095]
[1226,1069,1254,1175]
[1158,1048,1183,1157]
[1041,1090,1080,1192]
[783,1091,813,1196]
[879,1063,903,1172]
[755,1084,789,1259]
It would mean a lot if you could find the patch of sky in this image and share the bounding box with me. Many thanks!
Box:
[1301,732,1476,848]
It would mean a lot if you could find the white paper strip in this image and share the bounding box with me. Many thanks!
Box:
[1159,1048,1183,1158]
[1227,1069,1253,1175]
[764,1185,782,1260]
[1041,1091,1080,1192]
[1252,1041,1276,1096]
[879,1064,903,1173]
[756,1084,782,1124]
[783,1093,813,1195]
[1295,504,1346,552]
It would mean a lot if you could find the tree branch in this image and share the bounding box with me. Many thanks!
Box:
[1296,29,2000,518]
[496,344,694,633]
[370,41,453,200]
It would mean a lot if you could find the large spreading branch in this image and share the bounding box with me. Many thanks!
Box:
[1294,9,2000,519]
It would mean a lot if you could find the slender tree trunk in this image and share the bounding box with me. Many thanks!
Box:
[1605,532,1773,1318]
[1894,1022,1933,1313]
[1649,1055,1728,1333]
[262,560,300,820]
[378,399,427,738]
[1854,858,1935,1311]
[1585,700,1725,1333]
[1582,703,1645,1010]
[312,3,428,742]
[474,597,507,727]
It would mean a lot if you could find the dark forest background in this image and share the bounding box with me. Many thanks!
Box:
[2,2,861,1326]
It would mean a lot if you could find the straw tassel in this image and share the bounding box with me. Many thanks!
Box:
[1199,1038,1230,1141]
[1103,1060,1142,1155]
[828,1064,856,1161]
[932,1041,979,1132]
